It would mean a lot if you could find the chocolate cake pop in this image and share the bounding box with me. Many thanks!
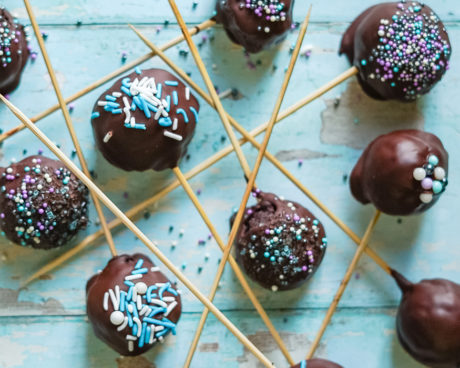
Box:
[291,359,343,368]
[231,191,327,291]
[91,68,200,171]
[0,8,29,94]
[0,155,89,249]
[215,0,294,53]
[86,253,182,356]
[350,129,448,216]
[392,270,460,368]
[340,1,451,101]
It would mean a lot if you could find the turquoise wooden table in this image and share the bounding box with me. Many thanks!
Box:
[0,1,458,367]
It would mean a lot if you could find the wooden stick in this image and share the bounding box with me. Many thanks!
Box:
[0,19,215,143]
[129,24,392,276]
[22,67,373,287]
[306,210,382,359]
[172,167,294,366]
[164,17,252,179]
[23,0,117,257]
[0,95,275,368]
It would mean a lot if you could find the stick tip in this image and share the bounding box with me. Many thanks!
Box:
[391,269,413,293]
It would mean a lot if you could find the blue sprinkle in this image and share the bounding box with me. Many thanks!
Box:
[165,95,171,112]
[122,77,131,88]
[146,285,158,303]
[159,282,170,300]
[106,101,119,108]
[140,97,151,119]
[103,105,113,112]
[121,86,132,97]
[143,318,176,331]
[131,302,139,319]
[146,102,158,112]
[127,285,134,301]
[105,95,117,102]
[145,326,151,344]
[156,83,162,99]
[138,322,147,348]
[166,287,178,296]
[135,67,142,74]
[126,306,133,327]
[120,292,126,312]
[176,108,189,123]
[300,360,307,368]
[91,112,100,119]
[131,267,148,275]
[133,95,143,110]
[134,259,144,269]
[124,123,147,130]
[148,307,166,317]
[124,280,135,287]
[156,328,170,337]
[131,102,136,111]
[172,91,178,106]
[159,117,172,127]
[133,322,138,336]
[189,106,199,123]
[165,80,179,86]
[111,108,123,114]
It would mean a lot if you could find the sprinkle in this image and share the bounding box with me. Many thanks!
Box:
[132,267,148,275]
[91,112,100,119]
[97,101,108,107]
[149,299,168,308]
[172,91,179,106]
[103,292,109,311]
[150,267,160,272]
[128,341,134,352]
[159,117,172,127]
[103,131,113,143]
[121,86,131,96]
[176,108,189,123]
[117,316,129,331]
[124,123,147,130]
[164,301,178,317]
[135,67,142,74]
[109,289,119,311]
[300,361,307,368]
[105,95,117,102]
[112,92,122,98]
[125,274,143,281]
[156,83,162,99]
[164,131,183,141]
[189,106,199,123]
[185,87,190,100]
[165,80,179,86]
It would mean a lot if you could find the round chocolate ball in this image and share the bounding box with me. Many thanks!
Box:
[86,253,182,356]
[392,270,460,368]
[350,129,448,216]
[91,68,199,171]
[291,359,343,368]
[339,1,451,101]
[231,191,327,291]
[0,155,89,249]
[0,7,29,94]
[216,0,294,53]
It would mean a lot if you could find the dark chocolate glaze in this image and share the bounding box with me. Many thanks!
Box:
[86,253,182,356]
[350,129,448,216]
[91,68,199,172]
[340,1,451,101]
[231,191,327,291]
[0,8,29,94]
[0,155,89,249]
[392,270,460,368]
[291,359,343,368]
[216,0,293,53]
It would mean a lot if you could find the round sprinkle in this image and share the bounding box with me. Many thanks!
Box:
[428,155,439,166]
[413,167,426,181]
[420,193,433,204]
[134,282,148,295]
[421,177,433,190]
[110,311,125,325]
[432,181,443,194]
[434,167,446,180]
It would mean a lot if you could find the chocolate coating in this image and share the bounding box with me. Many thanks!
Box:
[86,253,182,356]
[91,68,199,171]
[0,8,29,94]
[216,0,293,53]
[0,155,89,249]
[392,270,460,368]
[231,191,327,291]
[291,359,343,368]
[340,1,451,101]
[350,129,448,216]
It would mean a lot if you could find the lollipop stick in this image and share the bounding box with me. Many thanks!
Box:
[168,16,252,179]
[306,210,382,359]
[172,167,295,366]
[0,95,275,368]
[23,0,116,256]
[0,19,215,143]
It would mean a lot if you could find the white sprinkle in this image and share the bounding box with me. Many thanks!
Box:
[103,131,113,143]
[140,305,150,316]
[149,77,157,92]
[420,193,433,204]
[135,282,148,295]
[97,101,108,106]
[413,167,426,181]
[139,77,148,87]
[172,118,178,131]
[165,301,178,317]
[103,292,109,311]
[127,304,134,313]
[130,116,136,127]
[150,299,168,308]
[164,131,183,141]
[185,87,190,100]
[133,317,142,337]
[110,311,125,325]
[115,285,120,309]
[163,296,175,302]
[140,93,160,107]
[123,107,131,124]
[128,341,134,352]
[154,107,163,120]
[125,274,143,281]
[434,167,446,180]
[109,289,119,311]
[154,326,164,332]
[126,335,137,341]
[159,336,164,343]
[149,327,155,344]
[123,96,130,109]
[117,316,129,331]
[112,92,122,98]
[150,267,160,272]
[162,99,168,108]
[137,295,142,311]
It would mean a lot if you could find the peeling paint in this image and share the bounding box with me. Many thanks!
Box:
[320,81,424,149]
[275,149,340,162]
[0,335,47,367]
[0,288,65,316]
[199,342,219,352]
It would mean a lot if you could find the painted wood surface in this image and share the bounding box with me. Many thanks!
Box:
[0,1,458,367]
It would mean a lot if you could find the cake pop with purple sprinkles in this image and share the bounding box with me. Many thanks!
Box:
[340,1,451,101]
[216,0,294,53]
[231,191,327,291]
[0,155,89,249]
